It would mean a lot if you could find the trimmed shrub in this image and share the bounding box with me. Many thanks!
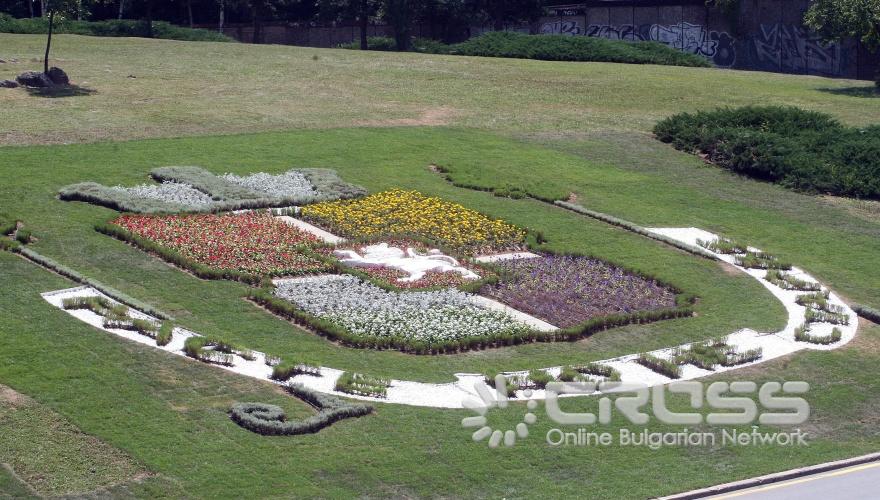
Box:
[654,106,880,199]
[635,353,681,379]
[183,336,234,366]
[334,371,389,398]
[804,308,849,325]
[0,14,232,42]
[442,32,710,67]
[697,237,747,254]
[527,369,553,389]
[270,361,321,381]
[14,229,31,244]
[571,362,621,381]
[795,324,842,345]
[735,252,792,270]
[156,322,174,346]
[765,270,821,291]
[229,384,373,436]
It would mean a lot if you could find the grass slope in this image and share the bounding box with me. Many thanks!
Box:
[0,34,878,145]
[1,34,879,498]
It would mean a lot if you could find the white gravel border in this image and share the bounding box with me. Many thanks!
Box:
[43,227,857,408]
[276,215,346,244]
[474,252,541,263]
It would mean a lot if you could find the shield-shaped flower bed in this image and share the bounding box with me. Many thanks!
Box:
[300,189,527,254]
[106,213,331,279]
[479,254,678,328]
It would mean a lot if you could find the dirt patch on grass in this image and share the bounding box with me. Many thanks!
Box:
[0,386,29,407]
[355,106,457,127]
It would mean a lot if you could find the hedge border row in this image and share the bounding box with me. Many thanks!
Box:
[853,304,880,324]
[1,242,172,320]
[554,201,719,260]
[229,384,374,436]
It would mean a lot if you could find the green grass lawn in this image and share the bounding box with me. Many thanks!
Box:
[1,33,879,498]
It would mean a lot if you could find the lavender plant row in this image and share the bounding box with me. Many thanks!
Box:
[480,254,677,328]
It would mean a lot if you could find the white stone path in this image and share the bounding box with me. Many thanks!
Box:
[42,228,858,409]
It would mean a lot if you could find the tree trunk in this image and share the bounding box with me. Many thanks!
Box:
[40,0,46,17]
[77,0,82,20]
[252,3,262,44]
[145,0,154,38]
[218,0,225,32]
[359,0,368,50]
[118,0,125,20]
[187,0,194,27]
[44,10,54,74]
[29,0,34,18]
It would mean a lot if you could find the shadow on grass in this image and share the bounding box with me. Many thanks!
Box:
[818,86,880,98]
[25,84,97,98]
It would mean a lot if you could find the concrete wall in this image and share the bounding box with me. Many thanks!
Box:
[539,0,878,80]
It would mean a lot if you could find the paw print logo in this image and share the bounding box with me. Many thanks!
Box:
[461,374,539,448]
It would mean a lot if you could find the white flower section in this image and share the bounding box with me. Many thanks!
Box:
[274,274,529,342]
[111,181,214,208]
[221,170,315,199]
[334,243,480,283]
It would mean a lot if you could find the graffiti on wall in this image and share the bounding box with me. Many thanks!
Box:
[748,23,844,76]
[540,20,736,67]
[540,20,583,36]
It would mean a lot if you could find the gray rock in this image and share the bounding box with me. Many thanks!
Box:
[16,71,52,87]
[46,66,69,85]
[0,79,19,88]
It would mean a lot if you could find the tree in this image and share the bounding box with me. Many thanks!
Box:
[478,0,542,31]
[318,0,380,49]
[382,0,423,50]
[43,0,77,74]
[804,0,880,85]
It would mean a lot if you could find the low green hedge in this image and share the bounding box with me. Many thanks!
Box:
[446,32,710,67]
[340,32,710,67]
[654,106,880,199]
[0,14,231,42]
[853,304,880,323]
[229,384,374,436]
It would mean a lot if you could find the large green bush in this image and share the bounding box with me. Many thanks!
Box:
[654,106,880,199]
[445,32,709,67]
[340,32,709,67]
[0,14,232,42]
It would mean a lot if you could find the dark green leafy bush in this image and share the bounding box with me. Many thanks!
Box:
[654,106,880,199]
[230,384,373,436]
[443,32,709,67]
[338,32,709,67]
[0,14,231,42]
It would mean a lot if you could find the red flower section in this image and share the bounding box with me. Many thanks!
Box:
[112,213,330,276]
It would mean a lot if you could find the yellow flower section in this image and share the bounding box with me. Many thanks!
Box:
[300,189,526,253]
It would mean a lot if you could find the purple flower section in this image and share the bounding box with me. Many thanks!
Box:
[480,255,677,328]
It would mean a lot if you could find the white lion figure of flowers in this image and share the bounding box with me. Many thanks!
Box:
[333,243,480,283]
